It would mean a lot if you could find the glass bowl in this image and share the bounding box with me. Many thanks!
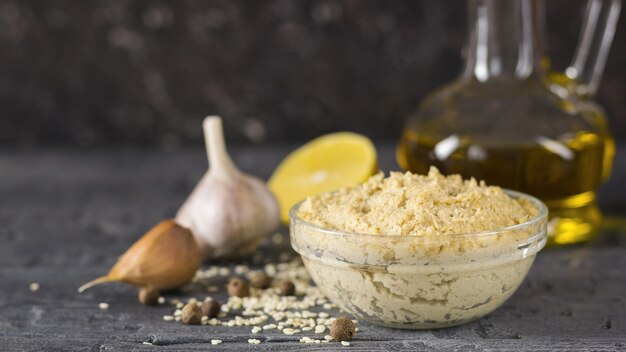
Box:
[290,190,548,329]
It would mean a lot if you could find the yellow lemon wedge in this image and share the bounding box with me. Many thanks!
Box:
[269,132,378,223]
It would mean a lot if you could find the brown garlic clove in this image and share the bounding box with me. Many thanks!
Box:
[78,220,201,293]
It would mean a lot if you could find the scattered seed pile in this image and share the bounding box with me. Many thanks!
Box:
[158,257,358,346]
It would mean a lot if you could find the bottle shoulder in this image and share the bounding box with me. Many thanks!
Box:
[409,78,610,140]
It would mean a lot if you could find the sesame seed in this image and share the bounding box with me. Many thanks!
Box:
[324,335,333,341]
[163,315,174,321]
[158,260,346,345]
[157,297,165,304]
[235,265,249,274]
[98,302,109,310]
[29,282,40,292]
[341,341,350,346]
[248,339,261,344]
[265,264,277,276]
[211,339,222,345]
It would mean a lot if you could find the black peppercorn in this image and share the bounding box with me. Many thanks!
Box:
[330,316,356,341]
[181,303,202,325]
[201,299,221,318]
[138,287,160,305]
[249,271,272,289]
[227,277,250,297]
[279,280,296,296]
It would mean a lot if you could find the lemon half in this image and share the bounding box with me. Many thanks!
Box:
[269,132,378,223]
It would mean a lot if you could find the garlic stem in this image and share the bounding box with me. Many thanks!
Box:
[204,116,238,178]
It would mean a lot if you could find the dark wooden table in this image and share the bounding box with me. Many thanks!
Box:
[1,144,625,351]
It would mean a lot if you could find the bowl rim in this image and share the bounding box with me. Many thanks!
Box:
[289,189,548,239]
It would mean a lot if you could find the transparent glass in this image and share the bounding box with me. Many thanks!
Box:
[290,190,548,329]
[397,0,621,245]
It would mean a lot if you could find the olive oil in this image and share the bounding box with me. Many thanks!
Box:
[395,0,619,246]
[397,129,614,245]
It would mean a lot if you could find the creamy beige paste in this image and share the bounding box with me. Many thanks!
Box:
[298,167,538,236]
[291,167,544,329]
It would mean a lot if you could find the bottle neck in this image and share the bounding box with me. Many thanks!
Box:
[462,0,543,82]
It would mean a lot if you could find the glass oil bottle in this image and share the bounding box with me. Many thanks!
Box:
[397,0,621,245]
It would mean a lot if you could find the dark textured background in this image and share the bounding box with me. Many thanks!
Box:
[0,0,624,148]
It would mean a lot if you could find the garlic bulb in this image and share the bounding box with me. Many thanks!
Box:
[175,116,280,260]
